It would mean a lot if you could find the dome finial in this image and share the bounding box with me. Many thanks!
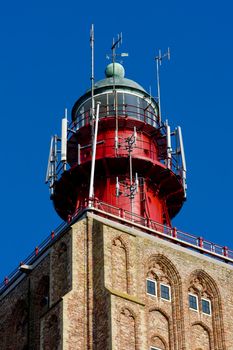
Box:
[105,62,125,78]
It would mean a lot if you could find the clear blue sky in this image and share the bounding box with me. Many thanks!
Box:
[0,0,232,278]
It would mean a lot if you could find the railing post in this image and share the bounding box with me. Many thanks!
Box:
[94,197,99,208]
[172,227,177,238]
[198,237,203,248]
[223,246,228,257]
[67,215,72,224]
[147,218,151,228]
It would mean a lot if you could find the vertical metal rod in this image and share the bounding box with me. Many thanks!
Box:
[177,126,187,197]
[90,24,95,119]
[89,102,101,206]
[129,152,133,215]
[61,108,68,171]
[156,54,162,124]
[54,135,58,181]
[116,176,119,197]
[112,40,118,152]
[90,24,95,162]
[77,144,81,165]
[166,121,172,169]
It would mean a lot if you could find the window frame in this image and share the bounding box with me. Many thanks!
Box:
[146,278,157,297]
[160,283,171,302]
[188,293,199,312]
[201,297,211,316]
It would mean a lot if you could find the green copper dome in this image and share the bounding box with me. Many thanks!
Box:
[93,63,146,93]
[105,63,125,78]
[72,62,158,122]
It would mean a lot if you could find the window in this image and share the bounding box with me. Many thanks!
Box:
[160,283,171,301]
[201,298,211,315]
[146,278,156,296]
[189,294,198,311]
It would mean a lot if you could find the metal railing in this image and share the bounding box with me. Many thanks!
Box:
[70,103,160,133]
[1,200,232,296]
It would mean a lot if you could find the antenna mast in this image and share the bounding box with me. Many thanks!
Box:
[90,24,95,119]
[107,33,128,152]
[111,33,122,152]
[155,47,170,124]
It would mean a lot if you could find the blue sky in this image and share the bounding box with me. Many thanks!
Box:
[0,0,232,279]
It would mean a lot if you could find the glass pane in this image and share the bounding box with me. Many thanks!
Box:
[146,279,156,296]
[189,294,198,310]
[125,94,137,118]
[96,94,107,117]
[202,299,211,314]
[108,93,115,114]
[160,284,170,300]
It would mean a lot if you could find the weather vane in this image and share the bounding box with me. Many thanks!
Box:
[106,33,129,63]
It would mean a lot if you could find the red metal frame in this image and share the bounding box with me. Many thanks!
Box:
[53,107,185,225]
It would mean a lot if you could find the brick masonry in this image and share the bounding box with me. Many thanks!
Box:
[0,212,233,349]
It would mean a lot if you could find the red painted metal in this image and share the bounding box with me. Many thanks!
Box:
[51,62,186,227]
[53,112,185,226]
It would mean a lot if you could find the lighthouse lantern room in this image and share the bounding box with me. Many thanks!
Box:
[46,31,187,229]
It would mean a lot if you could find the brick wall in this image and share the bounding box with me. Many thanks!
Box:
[0,213,233,349]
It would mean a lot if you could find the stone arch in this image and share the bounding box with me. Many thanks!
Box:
[149,308,171,349]
[111,236,129,293]
[191,322,212,350]
[43,314,60,350]
[188,270,226,349]
[118,306,137,350]
[145,254,185,349]
[150,334,167,350]
[10,299,28,350]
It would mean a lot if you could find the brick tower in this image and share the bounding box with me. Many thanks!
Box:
[0,35,232,350]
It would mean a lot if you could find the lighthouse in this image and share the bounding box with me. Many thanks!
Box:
[1,32,230,350]
[46,47,187,229]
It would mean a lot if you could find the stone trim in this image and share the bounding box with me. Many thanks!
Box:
[106,287,145,306]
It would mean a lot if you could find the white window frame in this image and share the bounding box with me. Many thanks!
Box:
[160,283,171,302]
[146,278,157,297]
[188,293,199,312]
[201,297,211,315]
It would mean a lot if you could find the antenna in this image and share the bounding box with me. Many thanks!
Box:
[106,33,128,152]
[61,108,68,170]
[176,126,187,197]
[89,101,101,207]
[155,47,170,123]
[116,176,120,197]
[90,24,95,120]
[135,172,139,193]
[165,120,172,169]
[45,136,54,184]
[45,135,57,196]
[107,32,128,63]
